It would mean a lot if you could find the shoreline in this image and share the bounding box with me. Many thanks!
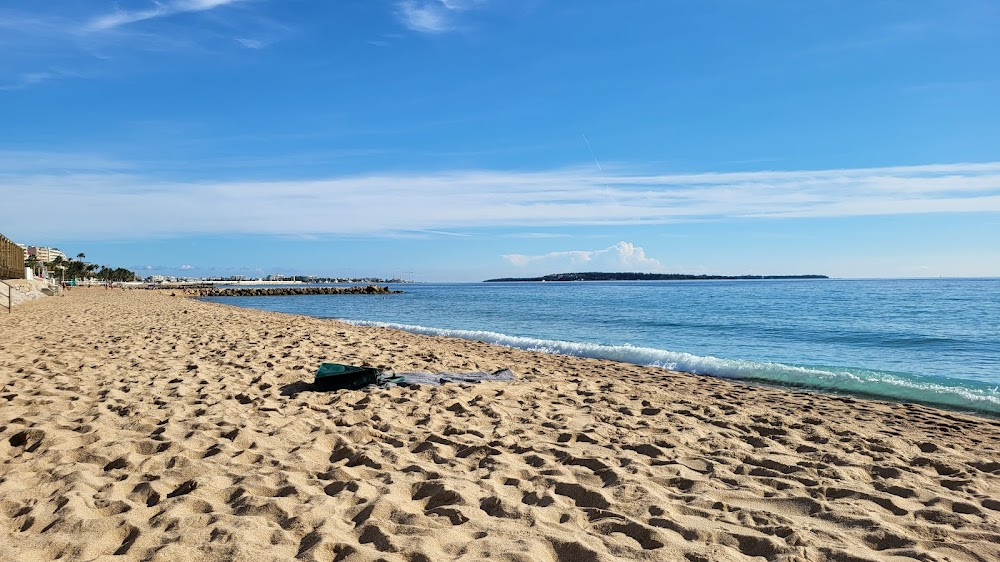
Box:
[2,288,999,561]
[336,320,1000,420]
[208,299,1000,419]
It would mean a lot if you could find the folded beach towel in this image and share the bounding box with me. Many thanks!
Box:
[392,368,515,386]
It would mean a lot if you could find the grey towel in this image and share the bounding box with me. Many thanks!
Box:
[394,368,515,386]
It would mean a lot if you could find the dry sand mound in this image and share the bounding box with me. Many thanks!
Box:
[1,289,999,561]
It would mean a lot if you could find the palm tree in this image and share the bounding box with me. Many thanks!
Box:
[25,255,38,278]
[48,256,66,284]
[49,256,65,276]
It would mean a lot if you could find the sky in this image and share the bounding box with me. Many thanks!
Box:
[1,0,999,281]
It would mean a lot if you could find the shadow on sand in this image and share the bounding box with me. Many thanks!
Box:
[279,381,317,397]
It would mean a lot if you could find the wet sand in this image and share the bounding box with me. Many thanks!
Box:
[1,288,999,561]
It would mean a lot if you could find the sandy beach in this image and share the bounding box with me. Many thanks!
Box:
[1,288,999,562]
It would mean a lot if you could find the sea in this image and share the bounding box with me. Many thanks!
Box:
[202,278,1000,416]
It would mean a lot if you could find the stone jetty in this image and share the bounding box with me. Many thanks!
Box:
[188,285,401,297]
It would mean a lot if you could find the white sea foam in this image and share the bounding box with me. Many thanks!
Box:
[346,320,1000,413]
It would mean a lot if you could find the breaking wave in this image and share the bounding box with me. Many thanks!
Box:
[347,320,1000,415]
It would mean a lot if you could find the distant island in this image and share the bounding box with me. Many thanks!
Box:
[484,272,829,282]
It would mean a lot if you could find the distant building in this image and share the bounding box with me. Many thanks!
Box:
[27,246,66,263]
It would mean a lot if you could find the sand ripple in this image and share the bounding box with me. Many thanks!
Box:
[1,289,999,561]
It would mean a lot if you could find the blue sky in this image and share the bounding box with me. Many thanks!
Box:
[2,0,998,281]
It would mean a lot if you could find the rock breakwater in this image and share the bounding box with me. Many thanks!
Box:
[189,285,401,297]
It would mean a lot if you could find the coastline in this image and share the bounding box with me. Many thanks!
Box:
[329,317,1000,419]
[200,278,1000,418]
[2,288,999,561]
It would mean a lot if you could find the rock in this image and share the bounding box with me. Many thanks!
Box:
[193,285,402,298]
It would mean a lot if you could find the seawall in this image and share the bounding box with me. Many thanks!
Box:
[186,285,401,297]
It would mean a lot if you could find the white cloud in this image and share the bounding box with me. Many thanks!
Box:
[0,71,54,91]
[2,157,1000,241]
[235,37,265,49]
[87,0,246,31]
[0,2,280,91]
[395,0,484,34]
[179,264,194,270]
[503,242,666,273]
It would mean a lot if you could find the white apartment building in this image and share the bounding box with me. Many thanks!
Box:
[27,246,67,262]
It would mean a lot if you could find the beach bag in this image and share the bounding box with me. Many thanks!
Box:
[314,363,403,390]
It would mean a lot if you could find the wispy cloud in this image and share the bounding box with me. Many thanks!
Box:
[0,71,54,91]
[235,37,265,49]
[504,242,666,273]
[3,157,1000,241]
[407,229,472,237]
[87,0,247,32]
[1,1,274,92]
[804,20,931,57]
[395,0,484,34]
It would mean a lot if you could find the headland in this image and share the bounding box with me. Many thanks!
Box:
[485,272,829,282]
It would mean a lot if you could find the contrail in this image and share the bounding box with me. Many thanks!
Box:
[581,132,604,175]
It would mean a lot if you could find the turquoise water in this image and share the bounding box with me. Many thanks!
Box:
[203,279,1000,415]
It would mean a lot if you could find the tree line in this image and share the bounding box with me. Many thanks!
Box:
[26,252,140,283]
